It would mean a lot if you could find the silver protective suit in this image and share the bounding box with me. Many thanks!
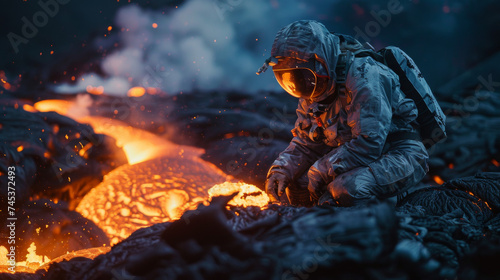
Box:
[268,20,429,205]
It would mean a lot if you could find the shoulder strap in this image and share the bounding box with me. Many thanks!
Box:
[353,49,385,63]
[335,51,353,84]
[335,51,354,106]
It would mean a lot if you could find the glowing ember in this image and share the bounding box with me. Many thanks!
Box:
[127,86,146,97]
[0,70,12,90]
[208,182,269,208]
[466,191,493,211]
[433,175,445,185]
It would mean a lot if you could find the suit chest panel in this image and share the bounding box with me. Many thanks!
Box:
[306,101,352,146]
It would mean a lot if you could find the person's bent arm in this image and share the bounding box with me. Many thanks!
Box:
[266,100,332,200]
[308,59,394,198]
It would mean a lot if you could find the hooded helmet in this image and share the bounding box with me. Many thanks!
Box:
[264,20,341,102]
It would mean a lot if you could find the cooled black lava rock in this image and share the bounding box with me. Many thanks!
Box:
[0,99,127,209]
[8,173,496,280]
[443,172,500,212]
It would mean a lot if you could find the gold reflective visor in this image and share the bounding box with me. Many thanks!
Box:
[273,68,317,99]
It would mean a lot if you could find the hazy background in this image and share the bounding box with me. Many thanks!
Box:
[1,0,499,95]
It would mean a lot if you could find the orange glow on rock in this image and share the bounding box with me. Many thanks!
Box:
[34,100,72,116]
[1,245,110,273]
[433,175,444,185]
[22,104,37,112]
[86,85,104,95]
[146,87,158,95]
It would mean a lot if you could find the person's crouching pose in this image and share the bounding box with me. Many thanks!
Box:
[258,20,437,206]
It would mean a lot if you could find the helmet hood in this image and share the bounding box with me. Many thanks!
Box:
[270,20,341,102]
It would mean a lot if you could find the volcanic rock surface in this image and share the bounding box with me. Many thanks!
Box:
[2,173,499,280]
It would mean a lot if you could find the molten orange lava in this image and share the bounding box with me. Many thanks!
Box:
[208,182,269,208]
[34,98,201,165]
[31,97,270,256]
[22,104,37,113]
[33,97,233,247]
[33,99,72,116]
[0,243,50,273]
[76,156,229,245]
[1,244,110,274]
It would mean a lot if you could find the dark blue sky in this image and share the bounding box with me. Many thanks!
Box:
[1,0,499,94]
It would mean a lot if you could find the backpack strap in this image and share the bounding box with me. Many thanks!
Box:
[335,50,354,106]
[335,48,388,107]
[335,47,391,106]
[353,49,385,64]
[386,131,421,143]
[335,50,353,84]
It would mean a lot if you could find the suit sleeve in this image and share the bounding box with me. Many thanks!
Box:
[268,100,332,180]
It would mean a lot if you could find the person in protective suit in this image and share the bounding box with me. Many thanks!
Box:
[261,20,429,206]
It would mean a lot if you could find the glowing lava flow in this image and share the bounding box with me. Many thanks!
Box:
[208,182,269,208]
[27,96,264,252]
[0,243,50,273]
[34,97,233,245]
[34,97,200,165]
[76,155,230,245]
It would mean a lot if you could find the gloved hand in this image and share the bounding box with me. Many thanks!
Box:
[265,172,291,202]
[307,156,336,201]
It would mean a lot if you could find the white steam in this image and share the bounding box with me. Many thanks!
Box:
[55,0,338,95]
